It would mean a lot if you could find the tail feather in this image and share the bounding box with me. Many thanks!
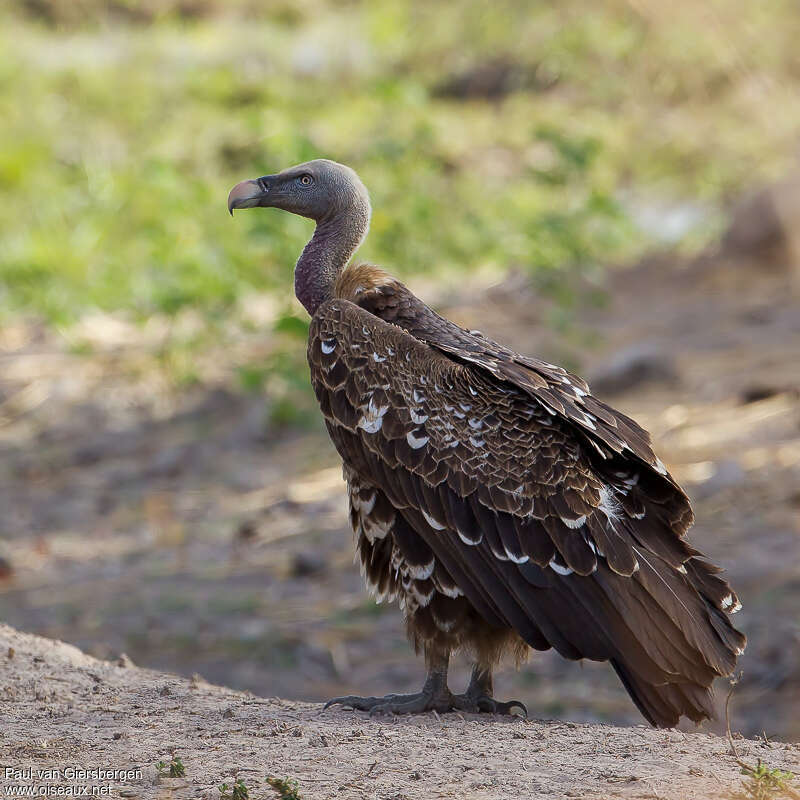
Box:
[632,547,741,676]
[589,565,721,685]
[685,557,743,615]
[603,548,744,725]
[611,660,714,727]
[513,545,745,727]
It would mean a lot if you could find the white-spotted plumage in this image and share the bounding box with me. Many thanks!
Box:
[457,527,482,546]
[503,546,530,565]
[548,558,574,576]
[598,484,622,521]
[362,515,392,543]
[407,560,435,580]
[406,430,430,449]
[421,510,446,530]
[434,580,464,599]
[357,397,389,433]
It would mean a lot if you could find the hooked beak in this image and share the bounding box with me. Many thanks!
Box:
[227,178,269,216]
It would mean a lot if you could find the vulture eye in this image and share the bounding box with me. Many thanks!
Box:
[299,174,313,186]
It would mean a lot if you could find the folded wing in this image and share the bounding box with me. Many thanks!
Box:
[309,297,745,726]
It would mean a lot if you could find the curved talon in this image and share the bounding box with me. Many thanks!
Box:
[453,693,527,717]
[323,695,383,711]
[495,699,528,718]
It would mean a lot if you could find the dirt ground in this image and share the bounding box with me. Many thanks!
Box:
[1,244,799,742]
[1,623,798,800]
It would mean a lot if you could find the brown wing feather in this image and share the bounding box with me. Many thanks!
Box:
[310,291,745,726]
[352,276,686,515]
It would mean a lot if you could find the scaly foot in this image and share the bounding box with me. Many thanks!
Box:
[324,653,527,717]
[324,689,457,715]
[323,689,526,717]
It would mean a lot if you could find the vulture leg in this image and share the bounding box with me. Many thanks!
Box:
[324,652,527,717]
[324,647,457,715]
[451,666,528,717]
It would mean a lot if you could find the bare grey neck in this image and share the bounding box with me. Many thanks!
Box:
[294,197,371,315]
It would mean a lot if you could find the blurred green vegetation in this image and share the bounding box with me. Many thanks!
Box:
[1,0,799,419]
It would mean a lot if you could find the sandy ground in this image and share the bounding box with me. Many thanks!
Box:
[1,623,798,800]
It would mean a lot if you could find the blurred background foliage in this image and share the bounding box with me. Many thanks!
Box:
[2,0,800,420]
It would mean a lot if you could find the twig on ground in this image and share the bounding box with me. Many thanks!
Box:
[725,674,800,800]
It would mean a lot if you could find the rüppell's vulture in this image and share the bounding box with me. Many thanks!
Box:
[228,160,745,727]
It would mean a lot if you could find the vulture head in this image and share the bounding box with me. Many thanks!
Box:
[227,158,370,223]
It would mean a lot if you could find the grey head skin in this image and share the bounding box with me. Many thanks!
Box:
[228,159,372,315]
